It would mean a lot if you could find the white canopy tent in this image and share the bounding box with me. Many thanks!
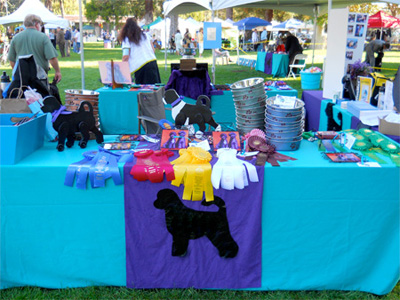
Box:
[0,0,69,27]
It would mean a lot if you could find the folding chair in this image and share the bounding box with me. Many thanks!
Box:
[288,54,308,78]
[137,86,168,134]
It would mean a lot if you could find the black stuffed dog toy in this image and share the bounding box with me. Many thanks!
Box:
[154,189,239,258]
[164,89,221,132]
[41,96,104,151]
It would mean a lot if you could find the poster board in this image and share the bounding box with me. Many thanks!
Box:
[345,12,369,74]
[204,22,222,49]
[98,61,132,84]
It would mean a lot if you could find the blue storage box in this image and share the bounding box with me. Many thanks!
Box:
[0,113,46,165]
[300,71,322,90]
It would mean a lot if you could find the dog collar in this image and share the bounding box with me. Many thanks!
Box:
[171,96,184,107]
[51,105,72,122]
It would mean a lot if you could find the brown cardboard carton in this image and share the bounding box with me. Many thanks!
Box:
[379,118,400,136]
[180,59,196,70]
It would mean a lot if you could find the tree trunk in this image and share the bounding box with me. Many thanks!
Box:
[45,0,53,11]
[144,0,153,24]
[265,9,273,22]
[59,0,65,18]
[226,7,233,20]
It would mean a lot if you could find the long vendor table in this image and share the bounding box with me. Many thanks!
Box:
[1,136,399,295]
[255,52,289,78]
[97,87,297,135]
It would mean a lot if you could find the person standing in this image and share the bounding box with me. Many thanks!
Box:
[118,17,161,84]
[56,27,65,57]
[260,27,268,51]
[252,28,259,51]
[64,28,71,57]
[74,29,81,54]
[175,29,183,55]
[49,29,56,48]
[364,39,390,69]
[197,28,204,57]
[284,32,303,64]
[8,14,61,84]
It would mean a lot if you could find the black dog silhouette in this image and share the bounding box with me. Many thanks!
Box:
[154,189,239,258]
[41,96,103,151]
[164,89,220,132]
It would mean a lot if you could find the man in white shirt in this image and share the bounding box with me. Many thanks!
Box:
[252,29,259,51]
[74,29,81,54]
[260,27,268,51]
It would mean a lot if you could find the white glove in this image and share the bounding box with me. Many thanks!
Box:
[211,148,259,190]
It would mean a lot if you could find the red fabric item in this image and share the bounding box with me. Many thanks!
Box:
[368,11,400,28]
[130,150,175,183]
[276,44,286,52]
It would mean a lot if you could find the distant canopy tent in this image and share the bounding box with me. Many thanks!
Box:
[142,16,163,30]
[82,25,95,30]
[0,0,69,27]
[367,11,400,28]
[273,18,305,29]
[233,17,271,30]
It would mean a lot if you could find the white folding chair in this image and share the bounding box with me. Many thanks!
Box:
[288,54,308,78]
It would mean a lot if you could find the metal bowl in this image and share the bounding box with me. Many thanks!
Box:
[266,96,305,112]
[265,111,304,123]
[235,99,266,110]
[231,77,265,90]
[265,107,303,118]
[265,129,303,139]
[236,112,266,121]
[265,115,303,127]
[65,89,99,96]
[265,121,304,131]
[266,137,302,151]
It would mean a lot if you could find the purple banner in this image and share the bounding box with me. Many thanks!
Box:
[264,52,273,75]
[124,156,263,289]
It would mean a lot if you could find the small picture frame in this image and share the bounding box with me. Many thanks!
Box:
[347,25,354,35]
[212,131,241,151]
[355,24,365,37]
[119,134,141,141]
[346,38,358,49]
[161,129,189,150]
[356,76,373,103]
[346,51,353,60]
[348,14,356,23]
[325,152,361,163]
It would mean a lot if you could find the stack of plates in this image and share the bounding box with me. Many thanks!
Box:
[264,96,305,151]
[231,77,267,135]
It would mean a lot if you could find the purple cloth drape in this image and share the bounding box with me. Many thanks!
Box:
[302,90,326,132]
[124,155,263,289]
[165,70,212,100]
[264,52,273,75]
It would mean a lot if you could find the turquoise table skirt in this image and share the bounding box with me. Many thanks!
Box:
[1,137,399,295]
[97,89,297,134]
[256,52,289,77]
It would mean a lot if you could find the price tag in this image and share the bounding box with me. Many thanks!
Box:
[344,133,356,150]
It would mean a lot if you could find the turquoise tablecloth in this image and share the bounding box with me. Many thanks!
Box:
[256,52,289,77]
[1,137,399,295]
[98,89,297,135]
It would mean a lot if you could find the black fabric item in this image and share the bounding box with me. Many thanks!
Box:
[325,102,342,131]
[7,55,50,99]
[134,60,161,84]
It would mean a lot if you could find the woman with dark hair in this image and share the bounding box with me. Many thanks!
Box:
[118,17,161,84]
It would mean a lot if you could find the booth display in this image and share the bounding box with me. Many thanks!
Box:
[1,74,400,296]
[255,52,290,78]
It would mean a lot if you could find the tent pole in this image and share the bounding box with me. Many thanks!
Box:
[212,1,215,85]
[381,27,383,40]
[311,5,318,66]
[165,16,168,71]
[237,27,239,64]
[78,0,85,89]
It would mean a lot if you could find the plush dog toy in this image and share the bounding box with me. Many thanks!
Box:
[41,96,104,151]
[154,188,239,258]
[164,89,221,132]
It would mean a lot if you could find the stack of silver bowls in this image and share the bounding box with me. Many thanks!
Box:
[264,96,305,151]
[231,77,267,135]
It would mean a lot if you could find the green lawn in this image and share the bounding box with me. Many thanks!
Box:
[1,43,399,299]
[2,42,398,103]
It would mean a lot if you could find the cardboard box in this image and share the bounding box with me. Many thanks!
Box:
[0,113,46,165]
[180,59,196,70]
[379,118,400,137]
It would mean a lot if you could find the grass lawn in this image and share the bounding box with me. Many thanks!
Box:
[1,42,399,103]
[1,44,399,299]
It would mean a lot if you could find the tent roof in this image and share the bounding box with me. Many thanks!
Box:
[0,0,69,27]
[163,0,211,16]
[233,17,271,30]
[273,18,305,29]
[143,16,163,30]
[368,11,400,28]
